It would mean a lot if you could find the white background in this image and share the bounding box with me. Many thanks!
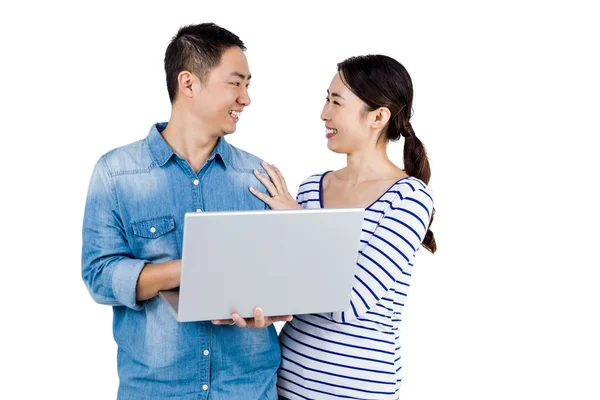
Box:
[1,1,599,399]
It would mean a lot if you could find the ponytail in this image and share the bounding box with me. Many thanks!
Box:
[403,126,437,254]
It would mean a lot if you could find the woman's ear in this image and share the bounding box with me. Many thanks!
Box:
[371,107,391,129]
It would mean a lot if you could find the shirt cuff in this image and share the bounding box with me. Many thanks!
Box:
[112,258,148,310]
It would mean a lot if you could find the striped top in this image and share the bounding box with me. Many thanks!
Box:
[277,172,434,400]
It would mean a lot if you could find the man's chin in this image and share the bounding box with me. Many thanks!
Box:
[221,127,236,136]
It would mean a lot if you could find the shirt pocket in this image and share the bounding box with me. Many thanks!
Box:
[130,215,177,261]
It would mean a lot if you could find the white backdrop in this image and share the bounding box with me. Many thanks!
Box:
[1,1,599,399]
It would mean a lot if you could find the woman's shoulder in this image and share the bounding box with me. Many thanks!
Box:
[295,172,330,205]
[383,176,434,215]
[297,171,331,189]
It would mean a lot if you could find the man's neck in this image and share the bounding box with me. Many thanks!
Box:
[162,111,220,173]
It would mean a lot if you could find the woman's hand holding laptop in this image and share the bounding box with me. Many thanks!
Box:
[212,307,293,329]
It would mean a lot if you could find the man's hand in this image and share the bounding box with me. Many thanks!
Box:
[212,307,292,329]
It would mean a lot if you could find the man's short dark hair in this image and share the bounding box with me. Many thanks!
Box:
[164,23,246,103]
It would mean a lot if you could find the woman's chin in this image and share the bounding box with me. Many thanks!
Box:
[327,141,348,155]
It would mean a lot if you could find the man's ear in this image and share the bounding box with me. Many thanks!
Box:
[178,70,195,98]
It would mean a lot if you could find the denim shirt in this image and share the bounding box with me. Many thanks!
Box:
[81,123,280,400]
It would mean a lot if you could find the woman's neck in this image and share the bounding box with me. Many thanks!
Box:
[338,145,401,185]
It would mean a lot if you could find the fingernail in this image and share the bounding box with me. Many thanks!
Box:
[262,161,267,166]
[254,169,259,174]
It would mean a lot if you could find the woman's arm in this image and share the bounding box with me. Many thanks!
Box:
[326,186,434,323]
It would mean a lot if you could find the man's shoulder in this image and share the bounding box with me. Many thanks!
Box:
[99,137,153,177]
[225,142,265,173]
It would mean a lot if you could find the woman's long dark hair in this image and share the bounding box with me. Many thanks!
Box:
[338,55,436,253]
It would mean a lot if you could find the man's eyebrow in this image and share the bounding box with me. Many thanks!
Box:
[231,72,252,80]
[327,89,344,100]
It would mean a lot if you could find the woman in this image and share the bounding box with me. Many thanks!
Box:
[251,55,436,400]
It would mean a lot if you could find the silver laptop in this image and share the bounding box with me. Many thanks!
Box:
[159,208,365,322]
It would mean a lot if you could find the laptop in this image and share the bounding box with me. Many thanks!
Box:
[159,208,365,322]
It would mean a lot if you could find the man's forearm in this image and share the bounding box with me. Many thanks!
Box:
[136,260,181,302]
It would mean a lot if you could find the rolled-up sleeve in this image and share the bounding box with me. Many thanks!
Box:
[81,156,148,310]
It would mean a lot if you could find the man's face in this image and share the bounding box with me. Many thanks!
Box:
[192,46,251,136]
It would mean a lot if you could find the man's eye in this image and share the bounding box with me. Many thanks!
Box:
[231,82,240,87]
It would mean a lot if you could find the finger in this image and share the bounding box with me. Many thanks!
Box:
[253,307,265,329]
[249,187,273,206]
[271,315,293,322]
[261,162,283,193]
[270,164,289,193]
[231,313,247,328]
[253,169,278,196]
[211,319,235,325]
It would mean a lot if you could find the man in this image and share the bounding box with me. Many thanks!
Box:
[82,23,289,399]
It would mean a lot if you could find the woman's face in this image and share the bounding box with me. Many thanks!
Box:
[320,73,374,155]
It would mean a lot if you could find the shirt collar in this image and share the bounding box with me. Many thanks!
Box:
[147,122,231,169]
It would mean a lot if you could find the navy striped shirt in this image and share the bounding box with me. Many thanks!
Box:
[277,172,434,400]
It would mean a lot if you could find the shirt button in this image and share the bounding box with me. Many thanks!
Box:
[203,349,209,356]
[202,384,208,391]
[150,227,156,233]
[196,209,202,213]
[193,179,199,185]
